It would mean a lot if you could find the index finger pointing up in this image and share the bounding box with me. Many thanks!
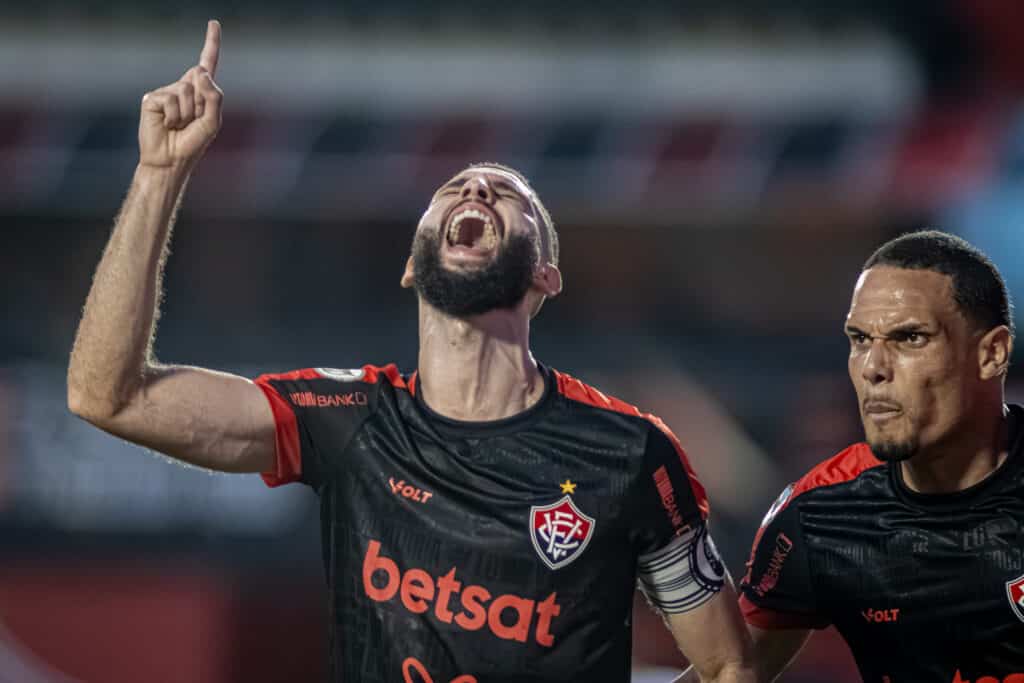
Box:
[199,20,221,76]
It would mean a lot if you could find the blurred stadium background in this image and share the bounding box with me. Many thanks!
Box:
[2,1,1024,681]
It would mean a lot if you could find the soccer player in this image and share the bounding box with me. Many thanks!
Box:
[66,22,757,683]
[680,230,1024,682]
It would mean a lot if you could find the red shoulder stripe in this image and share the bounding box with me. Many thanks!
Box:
[553,369,643,418]
[783,443,881,512]
[257,365,409,389]
[361,364,408,389]
[256,368,322,383]
[646,413,710,519]
[552,369,710,520]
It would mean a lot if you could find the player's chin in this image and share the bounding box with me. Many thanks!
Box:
[866,434,918,462]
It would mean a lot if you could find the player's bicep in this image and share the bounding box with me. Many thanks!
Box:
[665,580,755,681]
[88,364,276,473]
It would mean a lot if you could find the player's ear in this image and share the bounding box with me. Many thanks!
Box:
[400,255,415,289]
[532,262,562,299]
[978,324,1013,380]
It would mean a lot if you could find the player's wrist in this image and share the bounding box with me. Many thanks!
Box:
[133,162,191,196]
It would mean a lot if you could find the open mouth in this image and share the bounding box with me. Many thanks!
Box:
[444,203,501,253]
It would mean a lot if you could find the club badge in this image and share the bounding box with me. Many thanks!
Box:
[1007,572,1024,623]
[530,495,595,570]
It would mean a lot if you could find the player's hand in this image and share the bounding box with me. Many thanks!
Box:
[138,20,223,171]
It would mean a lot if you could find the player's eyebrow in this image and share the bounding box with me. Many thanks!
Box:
[440,177,466,191]
[490,179,530,204]
[844,322,932,337]
[882,323,935,339]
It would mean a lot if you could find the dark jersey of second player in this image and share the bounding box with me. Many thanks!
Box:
[741,404,1024,683]
[255,364,726,683]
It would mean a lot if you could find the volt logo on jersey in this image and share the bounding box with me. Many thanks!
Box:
[530,495,595,570]
[1007,572,1024,623]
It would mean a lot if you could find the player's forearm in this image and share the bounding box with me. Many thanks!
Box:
[68,164,189,420]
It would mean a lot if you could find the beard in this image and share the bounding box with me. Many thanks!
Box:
[411,228,538,318]
[867,437,919,462]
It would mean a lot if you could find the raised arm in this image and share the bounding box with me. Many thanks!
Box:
[67,21,276,474]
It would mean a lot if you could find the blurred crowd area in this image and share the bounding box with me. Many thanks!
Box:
[3,1,1024,681]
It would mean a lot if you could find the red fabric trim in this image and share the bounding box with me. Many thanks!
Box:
[552,368,710,520]
[408,371,418,397]
[740,594,829,630]
[646,413,710,520]
[783,443,881,513]
[253,379,303,488]
[553,369,643,417]
[361,363,407,389]
[256,368,322,383]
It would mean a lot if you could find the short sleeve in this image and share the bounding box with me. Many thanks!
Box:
[253,367,378,490]
[633,420,725,614]
[633,419,710,555]
[738,485,829,630]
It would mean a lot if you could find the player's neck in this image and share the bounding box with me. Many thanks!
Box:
[416,304,544,422]
[900,402,1010,494]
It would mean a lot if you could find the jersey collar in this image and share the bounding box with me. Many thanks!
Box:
[890,403,1024,510]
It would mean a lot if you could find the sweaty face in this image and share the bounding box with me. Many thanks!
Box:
[845,267,978,462]
[411,168,542,317]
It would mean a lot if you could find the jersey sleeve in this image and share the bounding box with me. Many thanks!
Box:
[632,419,726,614]
[253,367,378,490]
[738,485,829,630]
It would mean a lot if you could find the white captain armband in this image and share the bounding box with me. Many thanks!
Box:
[637,524,726,614]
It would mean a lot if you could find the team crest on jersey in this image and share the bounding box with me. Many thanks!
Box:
[530,495,595,570]
[315,367,366,382]
[1007,573,1024,623]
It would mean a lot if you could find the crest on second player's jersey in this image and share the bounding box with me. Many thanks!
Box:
[530,496,595,570]
[1007,573,1024,623]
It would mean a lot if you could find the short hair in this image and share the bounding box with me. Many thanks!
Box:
[466,162,559,265]
[863,230,1015,337]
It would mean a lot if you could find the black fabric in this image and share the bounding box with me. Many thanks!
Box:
[742,405,1024,682]
[260,365,708,683]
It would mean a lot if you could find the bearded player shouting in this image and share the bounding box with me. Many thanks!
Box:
[67,21,757,683]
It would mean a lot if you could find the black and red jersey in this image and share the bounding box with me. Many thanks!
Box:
[254,363,721,683]
[740,404,1024,683]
